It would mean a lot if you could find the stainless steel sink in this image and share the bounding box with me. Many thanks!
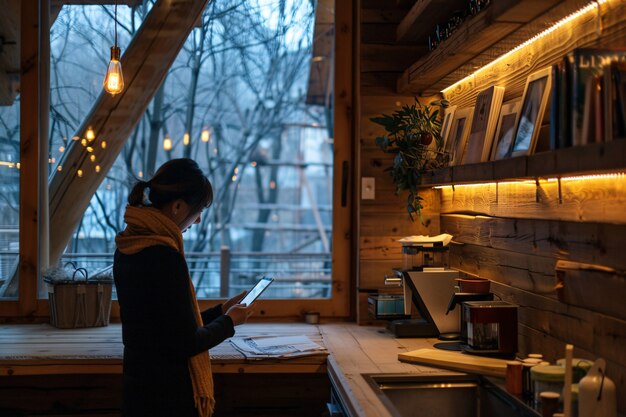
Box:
[362,373,538,417]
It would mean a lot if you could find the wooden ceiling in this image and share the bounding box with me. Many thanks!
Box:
[360,0,586,96]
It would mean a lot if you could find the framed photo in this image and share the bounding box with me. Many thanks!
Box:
[445,107,474,166]
[510,67,553,157]
[490,100,521,160]
[440,105,457,150]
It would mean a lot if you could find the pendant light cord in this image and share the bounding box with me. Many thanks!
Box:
[114,0,118,48]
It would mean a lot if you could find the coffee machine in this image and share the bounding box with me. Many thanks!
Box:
[385,237,460,338]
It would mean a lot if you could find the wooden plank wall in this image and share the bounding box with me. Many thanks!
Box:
[357,1,440,324]
[357,1,626,413]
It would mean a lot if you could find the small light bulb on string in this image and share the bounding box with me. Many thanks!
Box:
[57,165,62,172]
[101,140,107,149]
[163,134,173,151]
[90,154,96,162]
[16,163,20,170]
[183,133,190,146]
[138,171,143,178]
[77,169,83,178]
[81,138,87,147]
[59,146,65,153]
[95,165,101,173]
[201,127,211,143]
[86,126,95,141]
[86,146,94,153]
[72,136,79,141]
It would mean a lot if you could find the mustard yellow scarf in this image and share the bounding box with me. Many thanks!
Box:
[116,206,215,417]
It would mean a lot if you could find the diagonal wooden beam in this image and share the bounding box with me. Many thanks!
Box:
[49,0,210,263]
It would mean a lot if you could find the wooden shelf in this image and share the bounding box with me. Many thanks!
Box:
[395,0,468,44]
[420,140,626,186]
[396,0,566,94]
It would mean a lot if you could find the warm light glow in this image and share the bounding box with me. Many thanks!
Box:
[57,165,62,172]
[0,161,16,168]
[72,136,79,141]
[270,180,276,189]
[77,169,83,177]
[251,161,257,167]
[16,163,20,169]
[48,157,56,163]
[81,138,87,147]
[104,47,124,95]
[59,146,65,153]
[86,126,95,141]
[183,133,190,146]
[163,134,173,151]
[95,165,101,173]
[138,171,143,178]
[234,167,239,174]
[90,155,96,162]
[231,175,237,182]
[101,140,107,149]
[547,172,626,182]
[201,127,211,143]
[443,0,609,94]
[86,146,94,153]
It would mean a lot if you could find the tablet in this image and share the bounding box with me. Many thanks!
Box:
[240,276,274,305]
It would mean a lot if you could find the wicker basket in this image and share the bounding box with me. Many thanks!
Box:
[44,265,113,329]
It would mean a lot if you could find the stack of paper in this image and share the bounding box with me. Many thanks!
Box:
[230,335,327,358]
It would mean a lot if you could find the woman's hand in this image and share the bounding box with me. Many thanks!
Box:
[225,304,254,326]
[221,291,247,314]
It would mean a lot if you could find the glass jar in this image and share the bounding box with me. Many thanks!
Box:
[531,365,565,404]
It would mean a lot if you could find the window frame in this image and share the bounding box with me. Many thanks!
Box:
[0,0,355,321]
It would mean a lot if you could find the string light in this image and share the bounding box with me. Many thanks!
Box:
[57,165,62,172]
[201,127,211,143]
[77,169,83,177]
[59,146,65,153]
[163,134,173,151]
[101,140,107,149]
[90,155,96,162]
[81,138,87,147]
[95,165,101,173]
[86,126,95,141]
[443,0,609,94]
[183,133,190,146]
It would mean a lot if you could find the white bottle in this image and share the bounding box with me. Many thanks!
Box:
[578,358,617,417]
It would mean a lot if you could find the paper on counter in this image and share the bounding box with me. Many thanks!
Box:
[230,335,327,358]
[397,233,453,246]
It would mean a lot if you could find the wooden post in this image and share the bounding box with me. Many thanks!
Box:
[220,246,230,298]
[19,0,40,315]
[39,0,50,297]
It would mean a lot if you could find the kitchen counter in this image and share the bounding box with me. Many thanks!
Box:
[0,322,511,417]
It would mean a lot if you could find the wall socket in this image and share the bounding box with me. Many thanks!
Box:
[361,177,375,200]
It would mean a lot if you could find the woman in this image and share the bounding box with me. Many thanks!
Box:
[114,158,252,417]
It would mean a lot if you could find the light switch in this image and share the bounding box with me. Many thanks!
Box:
[361,177,375,200]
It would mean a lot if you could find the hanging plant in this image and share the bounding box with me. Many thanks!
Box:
[371,99,449,222]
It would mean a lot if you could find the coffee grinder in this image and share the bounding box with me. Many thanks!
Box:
[385,237,460,338]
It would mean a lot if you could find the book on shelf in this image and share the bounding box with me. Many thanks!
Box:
[604,61,626,141]
[567,48,626,146]
[463,85,505,164]
[549,62,560,150]
[581,75,603,145]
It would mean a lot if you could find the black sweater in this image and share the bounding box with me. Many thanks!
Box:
[114,245,234,416]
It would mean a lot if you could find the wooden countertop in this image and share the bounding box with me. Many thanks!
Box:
[0,322,447,417]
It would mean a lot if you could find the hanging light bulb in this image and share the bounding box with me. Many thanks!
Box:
[95,165,101,173]
[103,1,124,95]
[86,126,95,141]
[90,154,96,162]
[57,165,62,172]
[81,138,87,147]
[77,169,83,178]
[183,133,190,146]
[163,133,173,151]
[201,127,210,143]
[59,146,65,153]
[101,140,107,149]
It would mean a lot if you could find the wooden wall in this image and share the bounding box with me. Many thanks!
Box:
[356,0,626,413]
[357,1,440,324]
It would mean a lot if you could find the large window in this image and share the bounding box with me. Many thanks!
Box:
[47,1,340,304]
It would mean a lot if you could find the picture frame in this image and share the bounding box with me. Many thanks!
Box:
[445,107,474,166]
[510,67,553,157]
[463,86,505,164]
[440,105,457,151]
[490,100,521,160]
